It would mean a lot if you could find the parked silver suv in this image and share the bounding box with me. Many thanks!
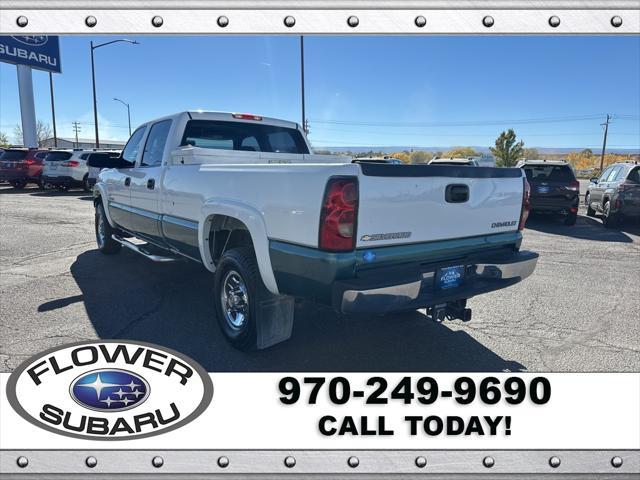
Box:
[585,162,640,227]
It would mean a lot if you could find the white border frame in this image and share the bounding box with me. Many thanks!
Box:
[1,0,639,475]
[1,8,638,34]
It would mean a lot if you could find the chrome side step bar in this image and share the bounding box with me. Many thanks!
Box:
[111,235,178,262]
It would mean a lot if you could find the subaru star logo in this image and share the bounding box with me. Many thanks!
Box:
[70,369,150,412]
[10,35,48,46]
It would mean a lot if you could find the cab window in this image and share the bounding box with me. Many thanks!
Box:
[599,167,612,182]
[121,127,147,164]
[141,120,172,167]
[627,167,640,184]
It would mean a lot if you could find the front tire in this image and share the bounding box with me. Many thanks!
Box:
[10,180,26,189]
[95,202,122,254]
[585,193,596,217]
[213,247,273,351]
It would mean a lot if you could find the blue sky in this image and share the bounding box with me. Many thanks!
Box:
[1,35,639,150]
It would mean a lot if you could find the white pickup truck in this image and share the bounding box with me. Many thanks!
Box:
[89,111,538,350]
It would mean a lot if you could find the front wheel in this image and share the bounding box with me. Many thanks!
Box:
[10,180,26,189]
[95,202,122,254]
[213,247,275,351]
[585,193,596,217]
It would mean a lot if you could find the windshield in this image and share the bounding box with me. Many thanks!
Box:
[0,150,28,161]
[45,151,73,161]
[181,120,309,154]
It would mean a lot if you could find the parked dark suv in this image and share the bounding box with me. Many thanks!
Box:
[517,160,580,225]
[585,162,640,227]
[0,148,49,189]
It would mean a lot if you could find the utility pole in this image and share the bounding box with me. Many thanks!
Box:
[72,122,82,148]
[49,72,58,148]
[599,114,612,172]
[300,36,307,133]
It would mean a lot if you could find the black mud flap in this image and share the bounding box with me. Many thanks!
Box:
[256,295,295,349]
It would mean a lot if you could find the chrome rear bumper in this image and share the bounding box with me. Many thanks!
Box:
[337,250,538,314]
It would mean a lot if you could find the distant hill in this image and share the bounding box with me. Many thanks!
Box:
[318,145,640,155]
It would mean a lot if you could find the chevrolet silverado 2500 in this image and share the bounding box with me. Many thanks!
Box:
[89,111,538,350]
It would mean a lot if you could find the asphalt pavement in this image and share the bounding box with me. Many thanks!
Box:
[1,183,638,372]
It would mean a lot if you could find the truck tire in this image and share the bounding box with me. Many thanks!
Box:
[10,180,26,190]
[213,247,274,351]
[95,202,122,254]
[584,193,596,217]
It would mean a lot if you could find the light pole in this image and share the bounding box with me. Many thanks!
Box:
[113,97,131,136]
[91,39,139,148]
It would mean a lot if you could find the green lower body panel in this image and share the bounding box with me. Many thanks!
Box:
[269,231,523,304]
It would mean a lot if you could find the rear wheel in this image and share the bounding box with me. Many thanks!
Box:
[564,212,577,226]
[585,193,596,217]
[82,174,91,192]
[602,201,618,228]
[213,247,274,351]
[10,180,26,189]
[95,202,122,254]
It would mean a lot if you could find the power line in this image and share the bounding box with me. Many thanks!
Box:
[308,114,609,128]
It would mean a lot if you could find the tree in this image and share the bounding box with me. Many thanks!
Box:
[442,146,480,158]
[0,131,10,147]
[13,120,53,147]
[490,129,525,167]
[409,150,430,164]
[521,148,539,160]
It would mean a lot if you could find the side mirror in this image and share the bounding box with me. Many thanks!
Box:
[589,177,598,184]
[87,153,132,169]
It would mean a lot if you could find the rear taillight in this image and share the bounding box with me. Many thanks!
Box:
[24,159,35,166]
[519,178,531,231]
[319,177,358,252]
[567,180,580,192]
[61,160,80,167]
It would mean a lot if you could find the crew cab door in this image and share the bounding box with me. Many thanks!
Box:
[128,119,172,245]
[105,126,147,231]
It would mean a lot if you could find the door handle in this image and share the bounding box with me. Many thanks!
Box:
[124,177,131,187]
[445,184,470,203]
[147,178,155,190]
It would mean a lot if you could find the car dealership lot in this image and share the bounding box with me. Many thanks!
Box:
[1,184,638,373]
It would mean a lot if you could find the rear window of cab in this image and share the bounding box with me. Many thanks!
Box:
[181,120,309,154]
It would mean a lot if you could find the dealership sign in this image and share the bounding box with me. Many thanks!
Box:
[0,36,61,73]
[6,340,213,440]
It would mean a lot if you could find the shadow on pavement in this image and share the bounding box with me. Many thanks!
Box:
[0,186,92,200]
[64,249,526,373]
[525,213,637,243]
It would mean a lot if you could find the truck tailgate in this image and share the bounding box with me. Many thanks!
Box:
[356,164,525,248]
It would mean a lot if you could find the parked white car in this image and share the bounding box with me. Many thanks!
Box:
[42,149,95,191]
[90,111,538,350]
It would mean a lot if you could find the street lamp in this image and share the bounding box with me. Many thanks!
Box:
[113,97,131,136]
[90,39,139,148]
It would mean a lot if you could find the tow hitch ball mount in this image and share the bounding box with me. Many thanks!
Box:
[428,300,472,323]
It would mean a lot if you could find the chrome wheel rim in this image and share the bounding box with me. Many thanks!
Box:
[221,270,249,330]
[96,209,105,248]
